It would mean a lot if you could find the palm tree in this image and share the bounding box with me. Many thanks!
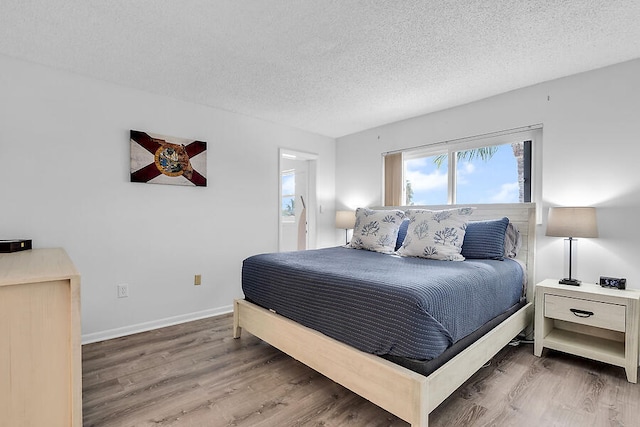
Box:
[283,199,295,216]
[405,180,414,205]
[428,142,526,202]
[432,146,499,168]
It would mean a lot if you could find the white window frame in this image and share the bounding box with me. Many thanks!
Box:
[386,125,542,215]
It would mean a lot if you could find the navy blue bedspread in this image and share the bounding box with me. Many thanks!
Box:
[242,246,523,361]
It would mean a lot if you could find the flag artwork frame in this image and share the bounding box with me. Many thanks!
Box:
[130,130,207,187]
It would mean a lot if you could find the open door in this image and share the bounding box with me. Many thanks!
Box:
[279,149,317,252]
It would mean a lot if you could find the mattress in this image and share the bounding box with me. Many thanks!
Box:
[242,246,524,361]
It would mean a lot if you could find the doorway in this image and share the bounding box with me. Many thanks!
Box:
[279,149,318,252]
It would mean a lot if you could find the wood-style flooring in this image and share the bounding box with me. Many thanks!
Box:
[82,314,640,426]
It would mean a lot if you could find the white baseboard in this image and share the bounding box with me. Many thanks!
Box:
[81,305,234,345]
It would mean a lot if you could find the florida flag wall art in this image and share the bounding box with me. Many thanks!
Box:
[130,130,207,187]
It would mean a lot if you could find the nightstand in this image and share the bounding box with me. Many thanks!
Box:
[534,279,640,383]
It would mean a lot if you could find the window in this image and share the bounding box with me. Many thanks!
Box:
[404,151,449,205]
[281,169,295,221]
[385,127,538,206]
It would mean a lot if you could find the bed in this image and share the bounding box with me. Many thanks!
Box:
[234,203,536,426]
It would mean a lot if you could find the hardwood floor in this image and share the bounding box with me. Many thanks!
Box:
[83,314,640,426]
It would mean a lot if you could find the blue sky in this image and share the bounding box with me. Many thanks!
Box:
[405,143,519,205]
[282,173,295,212]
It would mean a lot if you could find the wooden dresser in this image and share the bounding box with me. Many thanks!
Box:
[0,248,82,426]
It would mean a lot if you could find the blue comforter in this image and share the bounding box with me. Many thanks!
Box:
[242,246,523,360]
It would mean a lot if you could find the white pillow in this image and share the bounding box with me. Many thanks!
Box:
[398,208,475,261]
[349,208,406,254]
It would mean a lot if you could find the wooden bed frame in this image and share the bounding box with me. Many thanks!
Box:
[234,203,536,426]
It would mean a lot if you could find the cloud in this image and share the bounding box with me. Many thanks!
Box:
[491,182,519,203]
[405,168,447,191]
[282,174,295,194]
[405,157,430,169]
[455,161,476,185]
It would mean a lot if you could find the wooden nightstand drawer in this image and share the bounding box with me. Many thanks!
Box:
[544,294,626,332]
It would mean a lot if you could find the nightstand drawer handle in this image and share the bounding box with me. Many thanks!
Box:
[570,308,594,318]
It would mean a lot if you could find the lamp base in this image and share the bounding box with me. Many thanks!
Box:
[559,278,581,286]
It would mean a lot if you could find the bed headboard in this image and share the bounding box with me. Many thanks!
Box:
[374,203,537,302]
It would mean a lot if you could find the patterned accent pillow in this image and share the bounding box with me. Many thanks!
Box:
[397,208,475,261]
[349,208,406,254]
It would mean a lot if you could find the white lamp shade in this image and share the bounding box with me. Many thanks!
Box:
[546,207,598,238]
[335,210,356,229]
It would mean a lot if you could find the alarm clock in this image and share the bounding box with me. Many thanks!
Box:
[599,276,626,289]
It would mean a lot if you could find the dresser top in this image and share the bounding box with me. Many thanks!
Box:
[0,248,79,287]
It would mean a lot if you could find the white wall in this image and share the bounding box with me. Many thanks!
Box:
[337,59,640,289]
[0,54,336,342]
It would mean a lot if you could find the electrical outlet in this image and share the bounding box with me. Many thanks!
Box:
[194,274,201,286]
[117,284,129,298]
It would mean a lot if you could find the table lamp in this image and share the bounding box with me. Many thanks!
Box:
[545,206,598,285]
[335,210,356,244]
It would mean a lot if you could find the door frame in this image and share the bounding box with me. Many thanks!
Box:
[278,148,318,252]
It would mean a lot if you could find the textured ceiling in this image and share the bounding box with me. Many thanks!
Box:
[1,1,640,138]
